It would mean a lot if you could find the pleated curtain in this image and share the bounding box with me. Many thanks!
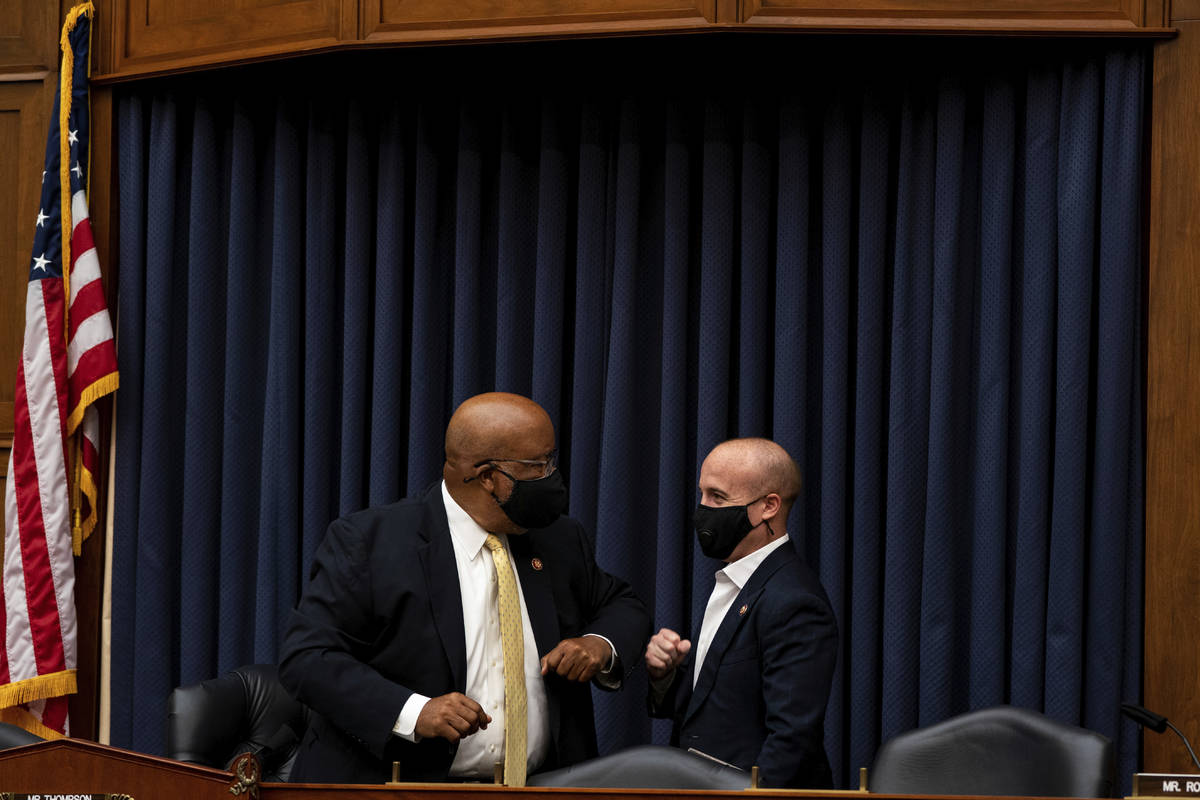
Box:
[111,38,1146,788]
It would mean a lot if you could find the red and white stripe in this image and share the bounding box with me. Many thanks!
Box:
[67,190,116,430]
[2,269,76,735]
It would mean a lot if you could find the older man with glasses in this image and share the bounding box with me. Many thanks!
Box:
[280,392,651,785]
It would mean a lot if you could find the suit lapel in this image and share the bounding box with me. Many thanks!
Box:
[509,532,563,754]
[417,487,468,691]
[683,544,796,725]
[509,533,560,655]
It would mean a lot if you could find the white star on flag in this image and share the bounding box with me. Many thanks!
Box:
[68,129,78,145]
[71,162,82,177]
[36,209,48,227]
[32,252,50,272]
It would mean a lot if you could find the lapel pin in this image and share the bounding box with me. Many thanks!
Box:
[738,604,748,616]
[531,557,543,571]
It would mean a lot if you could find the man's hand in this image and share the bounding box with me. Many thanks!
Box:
[414,692,492,742]
[644,627,691,680]
[540,636,612,682]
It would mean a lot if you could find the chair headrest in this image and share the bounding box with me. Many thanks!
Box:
[528,745,751,789]
[869,705,1114,797]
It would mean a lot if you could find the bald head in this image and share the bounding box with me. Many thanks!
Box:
[705,438,802,507]
[445,392,554,466]
[443,393,557,534]
[696,438,802,562]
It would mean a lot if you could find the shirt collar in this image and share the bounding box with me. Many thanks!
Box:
[718,533,791,590]
[441,479,492,561]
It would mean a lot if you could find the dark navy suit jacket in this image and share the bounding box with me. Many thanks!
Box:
[279,484,651,783]
[651,541,838,788]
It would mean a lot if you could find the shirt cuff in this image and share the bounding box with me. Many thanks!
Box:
[392,692,430,742]
[584,633,620,689]
[583,632,617,672]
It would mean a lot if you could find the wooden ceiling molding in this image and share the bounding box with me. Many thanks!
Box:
[105,0,356,81]
[90,0,1172,82]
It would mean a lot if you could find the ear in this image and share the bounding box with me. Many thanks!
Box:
[761,492,782,521]
[473,463,498,492]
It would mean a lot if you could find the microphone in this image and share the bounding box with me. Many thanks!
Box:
[1122,703,1200,773]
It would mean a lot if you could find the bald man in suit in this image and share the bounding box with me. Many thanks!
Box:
[645,438,838,788]
[281,393,651,784]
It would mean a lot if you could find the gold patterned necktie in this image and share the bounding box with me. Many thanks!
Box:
[484,534,527,786]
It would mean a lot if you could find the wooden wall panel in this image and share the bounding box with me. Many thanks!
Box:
[0,0,55,79]
[0,80,56,470]
[1146,18,1200,776]
[107,0,356,79]
[1173,0,1200,19]
[362,0,716,41]
[741,0,1152,31]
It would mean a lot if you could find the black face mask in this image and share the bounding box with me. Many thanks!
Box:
[493,468,568,530]
[693,499,765,560]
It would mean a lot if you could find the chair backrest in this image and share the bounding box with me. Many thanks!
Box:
[166,663,310,783]
[527,745,750,789]
[0,721,44,751]
[869,705,1114,797]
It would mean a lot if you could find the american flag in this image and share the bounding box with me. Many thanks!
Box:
[0,2,117,738]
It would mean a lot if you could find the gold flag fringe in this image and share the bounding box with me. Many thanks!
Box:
[73,458,99,555]
[0,704,69,740]
[58,2,95,343]
[0,670,77,711]
[66,373,119,437]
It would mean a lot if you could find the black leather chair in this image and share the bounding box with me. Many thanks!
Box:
[528,745,751,789]
[869,706,1115,797]
[0,721,44,750]
[166,664,310,782]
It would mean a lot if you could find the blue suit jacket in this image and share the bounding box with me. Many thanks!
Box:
[279,484,651,783]
[652,542,838,788]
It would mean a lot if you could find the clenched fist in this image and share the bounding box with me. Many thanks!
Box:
[540,636,612,682]
[415,692,492,742]
[644,627,691,680]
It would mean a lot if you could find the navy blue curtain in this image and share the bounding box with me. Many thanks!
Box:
[112,38,1146,789]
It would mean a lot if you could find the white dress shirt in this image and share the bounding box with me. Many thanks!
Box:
[692,534,791,687]
[391,481,552,777]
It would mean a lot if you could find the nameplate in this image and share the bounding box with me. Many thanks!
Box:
[0,794,133,800]
[1134,774,1200,796]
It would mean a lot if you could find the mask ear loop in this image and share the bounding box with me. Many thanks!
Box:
[463,459,501,484]
[755,494,778,538]
[481,464,521,509]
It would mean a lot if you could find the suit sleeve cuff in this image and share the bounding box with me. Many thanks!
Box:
[649,669,676,704]
[393,692,430,742]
